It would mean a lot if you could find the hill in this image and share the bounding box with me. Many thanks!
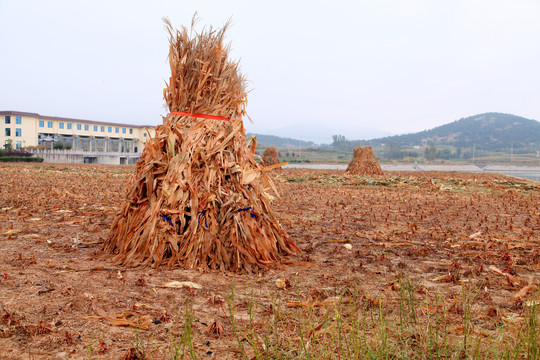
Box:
[246,124,392,144]
[248,133,315,149]
[249,113,540,159]
[356,113,540,152]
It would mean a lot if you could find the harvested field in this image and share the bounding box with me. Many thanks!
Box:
[1,163,539,359]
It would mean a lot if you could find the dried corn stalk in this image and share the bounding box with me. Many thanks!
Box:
[261,146,280,167]
[345,146,384,176]
[103,18,299,271]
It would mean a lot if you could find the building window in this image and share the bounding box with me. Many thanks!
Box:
[15,116,21,124]
[59,122,64,129]
[143,133,147,137]
[101,126,105,132]
[129,128,133,134]
[5,116,10,124]
[47,121,53,128]
[39,120,44,127]
[77,124,82,130]
[115,127,119,133]
[5,128,11,136]
[67,123,72,130]
[84,124,89,131]
[108,126,112,133]
[122,128,126,134]
[15,128,21,137]
[93,125,98,131]
[15,141,22,149]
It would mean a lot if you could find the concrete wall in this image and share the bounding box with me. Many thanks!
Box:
[30,149,141,165]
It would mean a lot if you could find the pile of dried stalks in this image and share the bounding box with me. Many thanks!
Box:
[261,146,280,167]
[103,19,299,271]
[345,146,384,176]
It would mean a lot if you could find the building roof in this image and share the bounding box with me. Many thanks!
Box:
[0,111,155,129]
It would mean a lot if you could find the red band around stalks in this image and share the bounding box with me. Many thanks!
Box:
[170,111,231,122]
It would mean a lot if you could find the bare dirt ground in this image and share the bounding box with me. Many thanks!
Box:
[0,164,539,359]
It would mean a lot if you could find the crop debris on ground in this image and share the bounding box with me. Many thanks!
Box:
[0,164,539,359]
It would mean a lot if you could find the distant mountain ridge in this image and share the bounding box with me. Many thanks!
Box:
[248,133,315,149]
[250,113,540,152]
[368,113,540,151]
[245,123,393,144]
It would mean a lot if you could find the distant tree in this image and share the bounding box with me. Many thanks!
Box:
[424,142,437,161]
[53,142,72,150]
[462,150,473,160]
[436,148,452,160]
[405,150,419,158]
[383,142,404,159]
[332,134,347,145]
[331,134,365,152]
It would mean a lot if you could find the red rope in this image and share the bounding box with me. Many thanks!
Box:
[170,111,231,122]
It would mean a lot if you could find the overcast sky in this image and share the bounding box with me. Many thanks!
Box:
[1,0,539,143]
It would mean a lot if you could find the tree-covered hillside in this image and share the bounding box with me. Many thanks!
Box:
[367,113,540,152]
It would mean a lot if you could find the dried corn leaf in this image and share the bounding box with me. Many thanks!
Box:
[162,281,202,289]
[83,314,152,330]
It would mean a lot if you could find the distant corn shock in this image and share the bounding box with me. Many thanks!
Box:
[346,146,384,176]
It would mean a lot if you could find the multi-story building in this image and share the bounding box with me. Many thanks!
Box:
[1,110,155,152]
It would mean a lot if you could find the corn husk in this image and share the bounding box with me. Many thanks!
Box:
[103,18,299,271]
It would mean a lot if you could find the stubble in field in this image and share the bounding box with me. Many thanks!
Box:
[0,164,539,359]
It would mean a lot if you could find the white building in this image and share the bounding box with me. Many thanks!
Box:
[1,111,156,164]
[0,111,155,153]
